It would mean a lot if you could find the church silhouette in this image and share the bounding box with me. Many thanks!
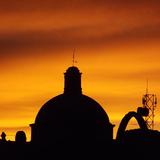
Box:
[0,65,160,159]
[30,66,114,145]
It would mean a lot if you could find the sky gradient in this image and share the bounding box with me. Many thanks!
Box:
[0,0,160,140]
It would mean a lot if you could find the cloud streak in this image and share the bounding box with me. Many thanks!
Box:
[0,23,160,58]
[0,0,159,13]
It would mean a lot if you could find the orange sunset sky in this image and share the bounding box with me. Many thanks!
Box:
[0,0,160,141]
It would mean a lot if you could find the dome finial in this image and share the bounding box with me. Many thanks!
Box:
[72,48,77,66]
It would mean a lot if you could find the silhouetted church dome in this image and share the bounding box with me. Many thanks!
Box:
[30,66,114,144]
[35,94,110,128]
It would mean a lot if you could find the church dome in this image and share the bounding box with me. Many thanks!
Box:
[30,66,114,144]
[33,94,112,143]
[35,94,110,125]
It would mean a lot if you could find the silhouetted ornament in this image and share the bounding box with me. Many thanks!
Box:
[1,132,6,142]
[15,131,26,144]
[30,66,114,145]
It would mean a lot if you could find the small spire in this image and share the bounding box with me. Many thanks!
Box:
[72,48,77,66]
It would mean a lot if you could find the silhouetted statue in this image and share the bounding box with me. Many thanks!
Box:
[1,132,6,142]
[15,131,26,144]
[30,66,114,145]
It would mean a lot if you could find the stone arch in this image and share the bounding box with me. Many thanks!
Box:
[116,111,148,141]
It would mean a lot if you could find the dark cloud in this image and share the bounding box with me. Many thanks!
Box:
[0,0,159,13]
[0,23,160,59]
[0,0,159,61]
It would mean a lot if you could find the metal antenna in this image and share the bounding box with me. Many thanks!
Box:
[141,79,157,130]
[146,79,148,94]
